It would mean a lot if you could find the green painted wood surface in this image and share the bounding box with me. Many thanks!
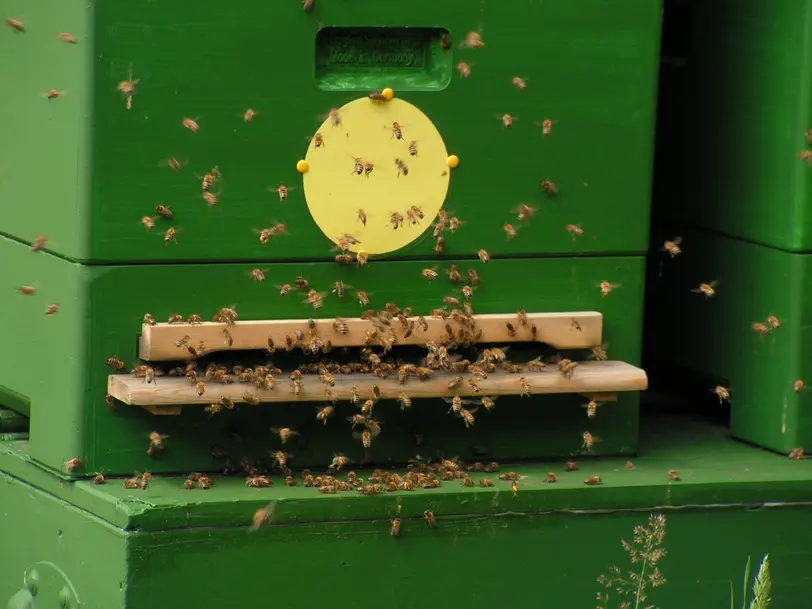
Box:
[1,234,644,476]
[0,470,127,609]
[655,0,812,252]
[2,415,812,609]
[646,228,812,453]
[0,0,662,262]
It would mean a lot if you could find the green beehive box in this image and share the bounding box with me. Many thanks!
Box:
[0,0,662,263]
[1,234,646,476]
[656,0,812,251]
[646,228,812,454]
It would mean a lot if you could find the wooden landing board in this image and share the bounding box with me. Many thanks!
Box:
[137,312,603,361]
[108,360,647,412]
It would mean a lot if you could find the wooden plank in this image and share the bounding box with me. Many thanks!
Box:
[137,312,603,361]
[108,360,647,408]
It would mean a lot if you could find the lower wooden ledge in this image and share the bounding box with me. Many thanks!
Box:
[108,360,648,413]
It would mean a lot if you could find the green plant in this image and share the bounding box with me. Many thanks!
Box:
[596,513,668,609]
[731,555,771,609]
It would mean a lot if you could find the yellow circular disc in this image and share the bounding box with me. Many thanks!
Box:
[302,97,450,255]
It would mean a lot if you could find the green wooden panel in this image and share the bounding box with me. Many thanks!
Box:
[646,228,812,453]
[0,0,661,262]
[655,0,812,252]
[0,471,127,609]
[1,235,645,476]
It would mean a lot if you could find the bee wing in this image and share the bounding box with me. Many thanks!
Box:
[709,280,719,287]
[267,186,280,193]
[467,406,479,414]
[351,431,364,441]
[672,236,683,245]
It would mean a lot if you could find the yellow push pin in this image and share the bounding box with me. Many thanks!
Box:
[382,88,394,101]
[296,159,309,174]
[446,154,459,169]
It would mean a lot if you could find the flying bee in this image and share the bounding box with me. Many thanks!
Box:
[481,396,497,410]
[497,113,515,128]
[116,65,139,109]
[661,237,683,258]
[390,518,401,537]
[467,269,480,286]
[356,291,370,306]
[599,280,621,297]
[181,117,201,133]
[395,158,409,177]
[583,400,601,419]
[294,275,309,290]
[691,280,718,298]
[304,289,326,310]
[6,18,25,32]
[477,249,490,263]
[514,203,538,222]
[424,510,437,528]
[391,121,404,140]
[533,119,557,136]
[457,61,473,78]
[512,76,527,89]
[248,268,268,282]
[591,344,609,360]
[17,286,36,295]
[460,30,485,48]
[268,184,295,202]
[276,283,293,296]
[316,405,334,425]
[504,223,519,239]
[421,267,439,283]
[32,236,48,252]
[460,407,476,428]
[397,393,412,410]
[45,303,61,316]
[106,356,125,370]
[332,281,350,299]
[711,385,731,404]
[434,236,445,254]
[519,377,532,397]
[356,208,367,227]
[794,380,804,393]
[541,179,558,197]
[799,150,812,165]
[766,315,782,330]
[241,108,257,123]
[159,157,186,171]
[270,427,300,444]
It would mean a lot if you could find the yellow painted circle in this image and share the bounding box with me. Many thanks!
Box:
[302,97,450,255]
[296,159,309,173]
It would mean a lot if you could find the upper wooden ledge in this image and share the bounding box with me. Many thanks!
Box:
[137,312,603,361]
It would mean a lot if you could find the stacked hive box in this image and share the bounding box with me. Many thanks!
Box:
[0,0,660,478]
[649,0,812,453]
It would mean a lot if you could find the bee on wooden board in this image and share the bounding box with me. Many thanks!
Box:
[692,280,718,298]
[268,184,295,202]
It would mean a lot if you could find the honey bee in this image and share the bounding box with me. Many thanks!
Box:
[368,90,387,101]
[514,203,538,222]
[147,431,168,456]
[662,237,683,258]
[421,267,439,283]
[355,208,368,228]
[305,289,326,310]
[204,403,223,415]
[557,358,578,379]
[123,476,140,489]
[16,285,36,296]
[241,108,257,123]
[141,216,158,231]
[807,128,812,146]
[181,117,200,133]
[794,380,804,393]
[789,447,805,460]
[711,385,731,404]
[749,321,770,337]
[92,474,105,484]
[799,150,812,165]
[330,454,349,470]
[45,303,60,316]
[564,460,579,472]
[389,212,405,230]
[270,427,299,444]
[599,280,620,297]
[692,280,718,298]
[477,249,490,263]
[316,405,334,425]
[467,269,480,285]
[268,184,295,202]
[395,158,409,177]
[356,291,370,307]
[766,315,782,330]
[519,377,531,397]
[583,400,601,419]
[512,76,527,89]
[349,156,364,176]
[423,509,437,528]
[535,119,557,136]
[6,18,25,32]
[64,457,83,472]
[504,224,519,239]
[103,355,125,371]
[32,235,48,252]
[459,407,476,428]
[504,322,517,337]
[625,461,636,470]
[310,132,325,148]
[541,179,558,197]
[161,227,178,245]
[243,393,261,406]
[391,121,404,140]
[667,469,680,481]
[591,344,608,360]
[460,31,485,49]
[457,61,473,78]
[498,113,515,128]
[566,224,584,240]
[248,502,276,532]
[160,157,186,172]
[584,476,603,486]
